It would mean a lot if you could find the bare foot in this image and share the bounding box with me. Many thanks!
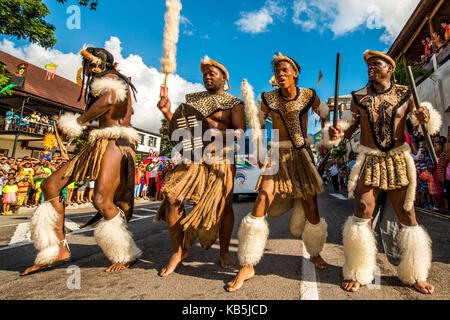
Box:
[414,281,434,294]
[226,265,255,292]
[105,260,137,273]
[159,250,189,278]
[220,252,236,269]
[310,255,328,270]
[342,280,361,292]
[21,243,71,276]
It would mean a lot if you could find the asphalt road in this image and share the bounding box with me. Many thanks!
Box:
[0,187,448,300]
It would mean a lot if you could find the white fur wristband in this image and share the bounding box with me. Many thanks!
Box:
[322,121,343,148]
[58,113,86,139]
[321,112,356,149]
[410,101,442,136]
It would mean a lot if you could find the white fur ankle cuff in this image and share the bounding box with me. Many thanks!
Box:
[58,113,86,139]
[342,216,377,285]
[237,214,269,266]
[397,225,432,285]
[303,219,328,257]
[353,216,371,225]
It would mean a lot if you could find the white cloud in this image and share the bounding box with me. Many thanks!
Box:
[292,0,420,44]
[180,15,195,36]
[0,37,204,133]
[235,0,287,34]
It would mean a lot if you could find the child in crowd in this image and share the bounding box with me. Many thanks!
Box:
[16,176,32,209]
[2,178,18,215]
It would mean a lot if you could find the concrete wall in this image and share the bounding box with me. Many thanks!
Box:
[417,59,450,136]
[0,137,33,158]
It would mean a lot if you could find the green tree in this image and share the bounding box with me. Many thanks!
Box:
[159,118,173,157]
[69,134,88,155]
[331,143,346,160]
[394,57,433,86]
[0,0,97,49]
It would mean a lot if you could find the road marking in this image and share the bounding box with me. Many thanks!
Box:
[8,223,31,245]
[329,193,349,201]
[0,214,156,252]
[65,219,80,232]
[416,208,450,220]
[300,243,319,300]
[136,208,157,213]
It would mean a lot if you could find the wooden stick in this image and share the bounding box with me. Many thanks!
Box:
[53,122,69,160]
[406,65,438,164]
[334,53,341,128]
[163,73,169,97]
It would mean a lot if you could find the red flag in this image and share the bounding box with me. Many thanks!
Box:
[317,70,323,87]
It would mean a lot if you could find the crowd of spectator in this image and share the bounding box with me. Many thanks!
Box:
[0,154,96,215]
[322,157,353,194]
[411,133,449,212]
[418,19,449,65]
[0,148,175,215]
[3,108,58,135]
[134,160,175,201]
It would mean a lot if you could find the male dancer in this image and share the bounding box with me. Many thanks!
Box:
[23,47,141,275]
[227,53,330,292]
[156,56,246,277]
[327,50,440,294]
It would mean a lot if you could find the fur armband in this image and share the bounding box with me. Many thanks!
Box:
[58,113,86,139]
[90,77,128,103]
[317,102,329,119]
[410,101,442,136]
[321,111,356,149]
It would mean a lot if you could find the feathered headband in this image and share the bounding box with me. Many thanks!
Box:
[273,53,300,74]
[200,56,231,91]
[364,50,396,71]
[80,49,105,74]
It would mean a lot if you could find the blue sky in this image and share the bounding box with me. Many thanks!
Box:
[0,0,420,133]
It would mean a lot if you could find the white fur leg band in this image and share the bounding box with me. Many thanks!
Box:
[237,214,269,266]
[397,225,432,285]
[94,211,142,264]
[31,202,61,266]
[342,216,377,285]
[58,113,86,139]
[303,219,328,257]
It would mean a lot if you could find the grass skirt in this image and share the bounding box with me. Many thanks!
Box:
[155,158,233,250]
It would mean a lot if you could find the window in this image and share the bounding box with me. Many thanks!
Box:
[138,134,145,145]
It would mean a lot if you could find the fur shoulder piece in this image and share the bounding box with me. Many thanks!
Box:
[90,77,128,103]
